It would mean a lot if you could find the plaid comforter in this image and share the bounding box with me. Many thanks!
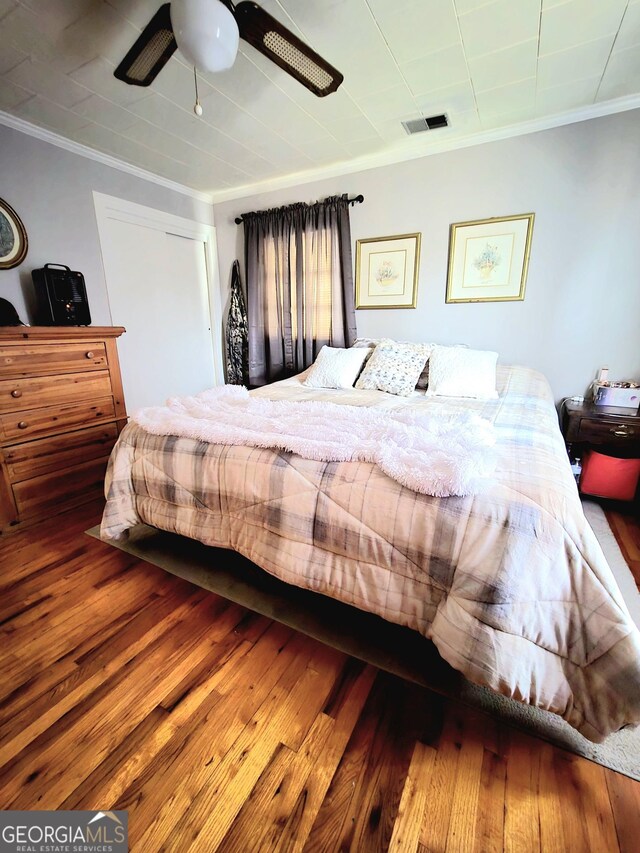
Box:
[101,366,640,740]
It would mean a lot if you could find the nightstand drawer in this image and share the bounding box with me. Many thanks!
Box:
[0,397,116,442]
[577,418,638,444]
[0,370,112,413]
[0,342,107,377]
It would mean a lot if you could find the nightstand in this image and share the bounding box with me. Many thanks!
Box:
[561,400,640,459]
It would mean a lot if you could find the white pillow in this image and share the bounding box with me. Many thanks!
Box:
[302,345,371,389]
[352,337,380,348]
[425,345,498,399]
[354,339,430,397]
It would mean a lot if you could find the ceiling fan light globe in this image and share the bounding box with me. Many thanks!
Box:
[170,0,239,72]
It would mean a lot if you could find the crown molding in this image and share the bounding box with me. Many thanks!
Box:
[2,92,639,212]
[0,110,214,205]
[208,93,640,205]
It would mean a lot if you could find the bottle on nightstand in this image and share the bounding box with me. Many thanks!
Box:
[570,457,582,485]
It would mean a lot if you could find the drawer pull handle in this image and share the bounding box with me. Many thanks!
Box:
[86,351,95,359]
[17,421,28,430]
[610,425,633,436]
[11,389,22,398]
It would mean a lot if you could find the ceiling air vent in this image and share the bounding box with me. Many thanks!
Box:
[402,114,449,135]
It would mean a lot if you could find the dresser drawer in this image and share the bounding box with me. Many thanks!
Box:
[0,370,113,413]
[0,342,107,377]
[577,417,639,444]
[0,397,116,442]
[3,423,119,482]
[12,456,110,520]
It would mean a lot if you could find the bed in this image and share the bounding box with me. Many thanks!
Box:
[101,364,640,741]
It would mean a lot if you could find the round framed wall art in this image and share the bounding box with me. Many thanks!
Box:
[0,197,28,269]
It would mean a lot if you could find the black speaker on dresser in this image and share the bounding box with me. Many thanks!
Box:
[31,263,91,326]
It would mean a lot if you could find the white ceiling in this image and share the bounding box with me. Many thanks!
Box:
[1,0,639,201]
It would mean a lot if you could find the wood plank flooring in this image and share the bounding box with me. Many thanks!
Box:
[1,502,639,852]
[606,506,640,590]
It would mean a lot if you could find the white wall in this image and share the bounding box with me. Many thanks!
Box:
[0,122,213,325]
[213,109,640,402]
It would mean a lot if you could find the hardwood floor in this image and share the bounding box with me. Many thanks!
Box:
[606,506,640,590]
[1,503,639,852]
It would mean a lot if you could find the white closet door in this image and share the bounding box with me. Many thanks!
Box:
[98,215,217,413]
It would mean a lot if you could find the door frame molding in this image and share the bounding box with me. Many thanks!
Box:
[93,191,223,384]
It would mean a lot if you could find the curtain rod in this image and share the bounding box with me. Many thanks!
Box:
[234,194,364,225]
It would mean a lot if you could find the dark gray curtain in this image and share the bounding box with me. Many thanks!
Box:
[244,194,357,386]
[225,259,249,385]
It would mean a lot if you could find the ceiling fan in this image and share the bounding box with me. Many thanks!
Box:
[114,0,343,100]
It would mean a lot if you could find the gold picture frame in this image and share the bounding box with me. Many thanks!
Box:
[0,197,28,270]
[355,232,421,309]
[445,213,534,303]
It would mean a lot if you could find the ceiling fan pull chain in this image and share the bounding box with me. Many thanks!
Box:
[193,65,203,117]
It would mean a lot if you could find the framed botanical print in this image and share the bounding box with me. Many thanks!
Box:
[355,232,421,309]
[445,213,534,303]
[0,197,28,270]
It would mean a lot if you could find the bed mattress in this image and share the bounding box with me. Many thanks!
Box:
[101,365,640,740]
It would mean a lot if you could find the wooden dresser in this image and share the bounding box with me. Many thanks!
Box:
[0,326,127,533]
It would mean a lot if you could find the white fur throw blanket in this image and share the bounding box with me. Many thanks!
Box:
[132,385,497,497]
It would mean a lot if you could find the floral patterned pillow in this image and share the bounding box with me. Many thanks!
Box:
[354,339,431,396]
[352,337,434,389]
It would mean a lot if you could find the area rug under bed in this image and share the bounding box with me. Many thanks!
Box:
[87,500,640,781]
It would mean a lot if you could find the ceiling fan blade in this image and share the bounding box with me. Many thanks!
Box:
[114,3,177,87]
[234,1,343,97]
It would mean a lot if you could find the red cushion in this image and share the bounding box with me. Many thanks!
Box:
[580,450,640,501]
